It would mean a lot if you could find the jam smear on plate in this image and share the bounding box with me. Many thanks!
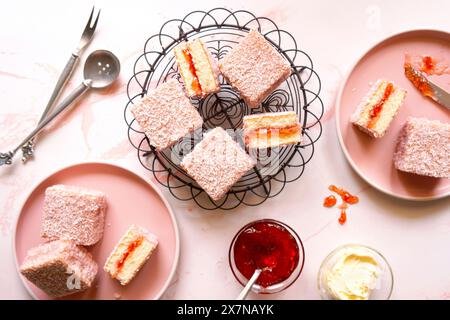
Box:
[405,53,450,76]
[419,54,450,76]
[233,221,299,288]
[420,55,435,75]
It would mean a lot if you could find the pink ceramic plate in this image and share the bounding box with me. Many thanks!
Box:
[337,29,450,201]
[14,162,180,299]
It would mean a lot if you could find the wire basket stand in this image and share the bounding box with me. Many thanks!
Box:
[124,8,324,210]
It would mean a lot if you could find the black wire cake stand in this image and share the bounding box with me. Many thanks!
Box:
[124,8,324,210]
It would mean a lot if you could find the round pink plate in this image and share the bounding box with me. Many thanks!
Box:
[14,162,180,300]
[336,29,450,201]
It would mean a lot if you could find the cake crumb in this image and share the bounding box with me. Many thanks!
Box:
[114,293,121,300]
[351,87,356,92]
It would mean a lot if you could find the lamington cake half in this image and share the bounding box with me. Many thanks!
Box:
[351,79,407,138]
[104,224,158,286]
[219,29,291,108]
[130,79,203,150]
[394,117,449,178]
[20,240,98,298]
[41,185,107,246]
[174,38,220,97]
[243,111,302,148]
[180,127,256,201]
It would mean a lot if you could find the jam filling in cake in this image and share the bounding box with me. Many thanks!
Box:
[181,48,202,96]
[367,82,394,129]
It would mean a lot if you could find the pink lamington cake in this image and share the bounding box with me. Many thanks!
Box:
[219,29,292,108]
[41,185,107,246]
[394,117,449,178]
[180,127,255,201]
[130,78,203,150]
[20,240,98,298]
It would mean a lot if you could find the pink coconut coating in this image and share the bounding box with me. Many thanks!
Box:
[130,79,203,150]
[394,117,449,178]
[180,127,255,201]
[41,185,107,246]
[20,240,98,298]
[219,29,292,108]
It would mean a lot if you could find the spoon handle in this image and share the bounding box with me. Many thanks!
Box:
[13,80,91,154]
[236,269,262,300]
[42,54,80,124]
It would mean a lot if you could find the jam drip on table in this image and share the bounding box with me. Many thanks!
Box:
[323,195,337,208]
[338,209,347,225]
[338,203,348,225]
[234,221,300,288]
[367,82,394,129]
[328,185,359,204]
[182,49,202,96]
[323,186,359,225]
[115,236,144,276]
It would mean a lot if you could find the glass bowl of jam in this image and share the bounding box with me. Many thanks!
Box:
[229,219,305,294]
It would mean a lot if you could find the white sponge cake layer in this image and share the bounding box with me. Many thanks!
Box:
[174,39,219,97]
[174,42,198,97]
[104,224,158,286]
[351,79,407,138]
[189,39,220,95]
[243,111,302,148]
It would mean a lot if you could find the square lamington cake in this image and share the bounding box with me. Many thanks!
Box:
[20,240,98,298]
[219,29,291,108]
[41,185,107,246]
[180,127,255,201]
[131,79,203,150]
[394,117,449,178]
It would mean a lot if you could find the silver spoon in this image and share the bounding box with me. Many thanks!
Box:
[236,269,262,300]
[0,50,120,166]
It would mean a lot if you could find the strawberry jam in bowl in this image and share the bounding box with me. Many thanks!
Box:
[229,219,305,294]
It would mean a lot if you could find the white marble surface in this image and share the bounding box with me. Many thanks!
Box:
[1,0,449,300]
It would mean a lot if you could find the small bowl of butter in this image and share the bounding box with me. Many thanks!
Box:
[318,244,393,300]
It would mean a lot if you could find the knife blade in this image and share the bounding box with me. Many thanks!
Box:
[404,63,450,110]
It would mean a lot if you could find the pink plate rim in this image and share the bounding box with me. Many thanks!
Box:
[335,28,450,202]
[12,160,181,300]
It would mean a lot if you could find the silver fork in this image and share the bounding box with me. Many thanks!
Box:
[20,7,100,162]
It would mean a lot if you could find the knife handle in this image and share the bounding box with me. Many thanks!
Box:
[38,53,79,123]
